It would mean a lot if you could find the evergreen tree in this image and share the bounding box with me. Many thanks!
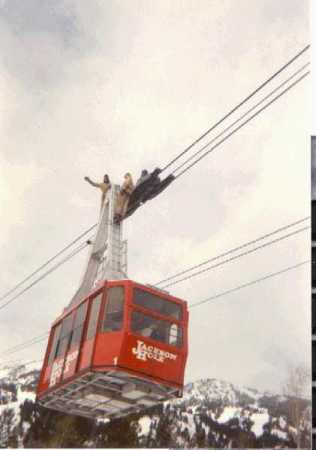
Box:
[95,414,140,448]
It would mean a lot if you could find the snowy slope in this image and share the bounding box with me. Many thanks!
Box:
[0,367,311,448]
[0,363,38,446]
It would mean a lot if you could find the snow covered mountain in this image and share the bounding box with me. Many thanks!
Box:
[0,365,311,448]
[0,363,37,447]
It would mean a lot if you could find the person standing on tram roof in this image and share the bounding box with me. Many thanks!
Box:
[84,174,111,209]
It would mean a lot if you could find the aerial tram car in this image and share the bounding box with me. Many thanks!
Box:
[37,176,188,420]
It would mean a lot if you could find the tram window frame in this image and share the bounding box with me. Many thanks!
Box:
[47,323,62,365]
[102,286,124,332]
[133,288,182,320]
[70,302,87,347]
[86,294,102,340]
[131,310,183,347]
[56,313,74,358]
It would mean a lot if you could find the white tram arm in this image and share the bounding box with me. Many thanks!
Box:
[68,184,127,309]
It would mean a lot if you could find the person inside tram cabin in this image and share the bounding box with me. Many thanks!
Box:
[140,322,157,338]
[84,174,111,209]
[114,172,134,223]
[140,321,166,342]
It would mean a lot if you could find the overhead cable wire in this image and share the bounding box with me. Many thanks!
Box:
[8,259,309,356]
[160,225,309,288]
[172,62,310,175]
[0,240,90,312]
[1,51,310,366]
[174,70,310,179]
[0,338,48,361]
[0,63,309,313]
[0,223,97,304]
[2,259,308,359]
[1,226,309,358]
[189,260,309,309]
[161,44,310,173]
[0,338,48,363]
[155,216,310,286]
[0,52,310,311]
[0,333,49,358]
[0,359,42,371]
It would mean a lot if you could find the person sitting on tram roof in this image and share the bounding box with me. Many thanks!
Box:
[139,169,161,203]
[84,174,111,209]
[130,169,161,207]
[135,169,151,188]
[114,172,134,223]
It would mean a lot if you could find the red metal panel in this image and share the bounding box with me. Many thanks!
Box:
[92,331,124,367]
[92,280,128,367]
[37,333,53,395]
[119,333,186,386]
[37,366,52,396]
[78,339,94,370]
[37,322,63,395]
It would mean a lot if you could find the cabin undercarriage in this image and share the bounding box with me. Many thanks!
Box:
[39,369,181,419]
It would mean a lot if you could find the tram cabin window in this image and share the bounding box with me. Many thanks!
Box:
[133,288,182,320]
[70,302,87,347]
[102,287,124,332]
[86,294,102,340]
[48,323,61,365]
[56,314,74,358]
[131,311,183,347]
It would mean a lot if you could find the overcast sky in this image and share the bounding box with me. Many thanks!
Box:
[0,0,311,394]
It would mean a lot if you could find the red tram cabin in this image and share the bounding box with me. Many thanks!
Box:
[37,280,189,419]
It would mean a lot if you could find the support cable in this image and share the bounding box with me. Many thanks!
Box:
[189,260,309,309]
[175,70,310,179]
[172,63,310,175]
[0,334,49,359]
[160,225,309,288]
[161,45,309,173]
[0,227,309,358]
[156,216,310,286]
[0,240,90,312]
[1,66,310,312]
[1,259,308,359]
[0,224,97,304]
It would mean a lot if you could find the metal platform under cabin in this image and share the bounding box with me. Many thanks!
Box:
[39,370,180,420]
